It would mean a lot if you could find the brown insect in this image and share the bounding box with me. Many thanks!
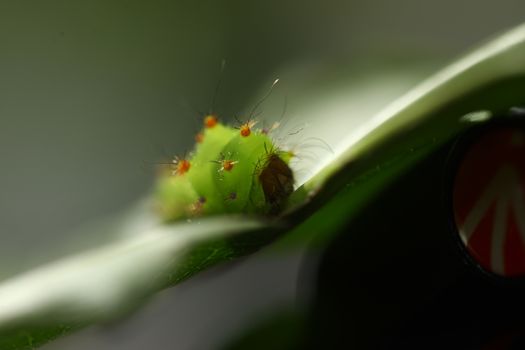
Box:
[258,153,294,209]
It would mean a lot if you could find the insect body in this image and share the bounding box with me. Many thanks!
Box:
[258,153,294,207]
[156,118,295,221]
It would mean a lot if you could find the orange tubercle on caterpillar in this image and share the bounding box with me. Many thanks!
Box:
[173,157,191,176]
[222,159,238,171]
[212,154,239,172]
[239,120,258,137]
[204,114,218,128]
[240,125,251,137]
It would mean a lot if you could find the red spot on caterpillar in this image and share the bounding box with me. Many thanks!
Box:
[239,120,257,137]
[174,158,191,175]
[213,154,238,172]
[240,125,251,137]
[222,160,236,171]
[204,115,218,128]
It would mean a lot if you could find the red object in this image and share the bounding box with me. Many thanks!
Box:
[453,127,525,277]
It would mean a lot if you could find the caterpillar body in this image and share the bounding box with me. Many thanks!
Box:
[156,115,295,221]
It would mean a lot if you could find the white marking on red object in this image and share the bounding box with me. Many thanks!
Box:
[453,128,525,277]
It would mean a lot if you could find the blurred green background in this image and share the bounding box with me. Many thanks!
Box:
[0,1,524,349]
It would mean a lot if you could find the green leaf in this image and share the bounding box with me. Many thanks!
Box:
[2,23,525,349]
[0,214,277,349]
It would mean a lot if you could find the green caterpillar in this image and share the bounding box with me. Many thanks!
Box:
[155,115,295,221]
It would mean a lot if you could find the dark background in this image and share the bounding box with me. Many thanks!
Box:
[0,1,524,349]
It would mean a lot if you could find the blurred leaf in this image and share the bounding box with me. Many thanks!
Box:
[2,23,525,349]
[0,215,276,349]
[221,309,306,350]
